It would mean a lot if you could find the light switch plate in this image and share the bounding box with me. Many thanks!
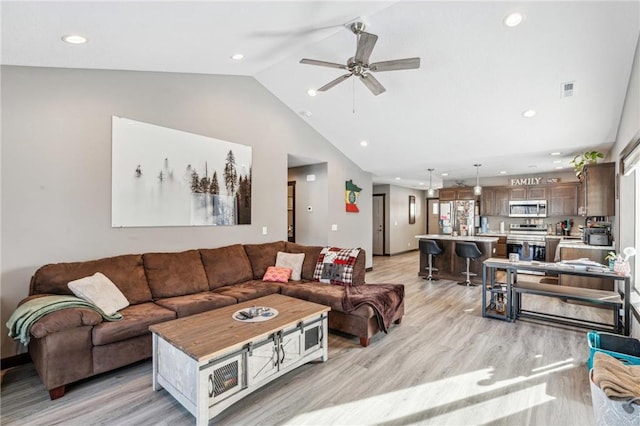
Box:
[331,224,338,231]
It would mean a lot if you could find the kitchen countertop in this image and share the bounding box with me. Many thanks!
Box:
[476,232,508,237]
[415,234,499,243]
[558,239,615,251]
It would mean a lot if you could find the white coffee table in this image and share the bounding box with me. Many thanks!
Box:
[149,294,330,425]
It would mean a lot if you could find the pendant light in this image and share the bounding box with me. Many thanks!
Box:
[473,164,482,196]
[427,168,435,197]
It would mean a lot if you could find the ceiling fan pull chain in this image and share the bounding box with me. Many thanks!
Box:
[353,78,359,114]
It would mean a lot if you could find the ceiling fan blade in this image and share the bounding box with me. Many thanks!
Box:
[369,57,421,72]
[318,73,353,92]
[354,32,378,65]
[359,73,386,96]
[300,59,347,69]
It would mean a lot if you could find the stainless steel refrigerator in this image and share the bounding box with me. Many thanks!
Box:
[438,200,476,236]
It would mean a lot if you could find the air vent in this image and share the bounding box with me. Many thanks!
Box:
[561,81,575,98]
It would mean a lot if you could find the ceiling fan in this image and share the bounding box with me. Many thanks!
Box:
[300,22,420,96]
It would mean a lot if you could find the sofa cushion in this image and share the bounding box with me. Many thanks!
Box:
[263,266,292,283]
[155,292,237,318]
[285,242,323,281]
[280,282,373,318]
[143,250,210,298]
[244,241,286,279]
[213,280,282,303]
[313,247,362,286]
[30,254,152,304]
[68,272,130,315]
[200,244,253,289]
[92,302,176,346]
[275,252,305,281]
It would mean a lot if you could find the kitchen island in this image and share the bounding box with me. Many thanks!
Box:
[415,234,498,283]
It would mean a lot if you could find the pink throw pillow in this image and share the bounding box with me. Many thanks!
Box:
[263,266,292,283]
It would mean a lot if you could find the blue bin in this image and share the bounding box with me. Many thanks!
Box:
[587,331,640,369]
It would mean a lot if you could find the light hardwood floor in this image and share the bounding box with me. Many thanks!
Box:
[1,252,605,425]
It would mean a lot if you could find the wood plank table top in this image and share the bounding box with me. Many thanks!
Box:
[149,294,330,362]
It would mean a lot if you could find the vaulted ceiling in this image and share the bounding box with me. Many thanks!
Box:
[3,1,639,189]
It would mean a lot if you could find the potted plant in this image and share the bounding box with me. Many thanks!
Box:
[605,251,618,270]
[570,151,604,178]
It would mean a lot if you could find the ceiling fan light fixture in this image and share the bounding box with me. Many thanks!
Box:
[307,89,317,97]
[473,164,482,196]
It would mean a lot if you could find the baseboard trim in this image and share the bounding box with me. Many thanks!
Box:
[1,353,30,370]
[390,249,419,256]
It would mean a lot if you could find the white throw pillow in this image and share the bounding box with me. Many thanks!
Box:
[275,252,305,281]
[67,272,129,315]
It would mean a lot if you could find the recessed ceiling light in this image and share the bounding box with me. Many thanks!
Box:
[503,12,524,27]
[553,159,562,164]
[522,109,537,118]
[499,171,507,174]
[556,166,564,170]
[307,89,317,97]
[395,177,401,180]
[299,111,312,118]
[550,152,562,156]
[230,53,244,61]
[360,140,368,147]
[62,34,87,44]
[441,173,449,177]
[419,182,424,186]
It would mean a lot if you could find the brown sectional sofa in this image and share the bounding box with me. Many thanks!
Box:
[21,241,404,399]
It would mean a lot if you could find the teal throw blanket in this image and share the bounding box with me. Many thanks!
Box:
[7,295,122,345]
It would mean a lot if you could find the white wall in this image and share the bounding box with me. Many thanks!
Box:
[0,66,372,357]
[287,164,329,246]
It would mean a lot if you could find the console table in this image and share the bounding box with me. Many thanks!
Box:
[482,257,631,335]
[149,294,330,425]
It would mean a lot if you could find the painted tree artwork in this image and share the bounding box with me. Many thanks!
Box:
[112,117,252,227]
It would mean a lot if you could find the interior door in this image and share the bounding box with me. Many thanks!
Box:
[427,199,439,234]
[287,182,295,243]
[372,194,385,255]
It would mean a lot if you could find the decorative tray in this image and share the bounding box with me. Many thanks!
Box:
[232,306,279,322]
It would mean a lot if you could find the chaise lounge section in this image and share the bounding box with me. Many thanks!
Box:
[17,241,404,399]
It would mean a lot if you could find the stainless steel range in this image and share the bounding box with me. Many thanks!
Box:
[507,224,547,273]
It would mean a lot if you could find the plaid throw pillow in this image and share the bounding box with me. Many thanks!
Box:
[313,247,361,286]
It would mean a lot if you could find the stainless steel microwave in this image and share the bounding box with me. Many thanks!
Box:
[508,200,547,217]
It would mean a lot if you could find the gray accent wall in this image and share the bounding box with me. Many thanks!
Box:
[0,66,372,357]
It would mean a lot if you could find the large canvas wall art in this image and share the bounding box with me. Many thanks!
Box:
[112,117,252,227]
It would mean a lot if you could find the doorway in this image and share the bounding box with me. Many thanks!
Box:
[427,198,439,234]
[372,194,385,255]
[287,181,295,242]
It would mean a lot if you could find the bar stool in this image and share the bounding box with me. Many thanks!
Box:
[455,241,482,286]
[419,239,443,281]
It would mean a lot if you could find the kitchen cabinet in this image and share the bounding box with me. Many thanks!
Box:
[549,184,578,216]
[439,187,476,201]
[480,187,509,216]
[545,237,560,263]
[559,247,613,291]
[496,236,507,258]
[510,187,547,201]
[580,162,615,216]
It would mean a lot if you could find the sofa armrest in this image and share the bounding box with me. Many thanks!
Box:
[29,307,102,339]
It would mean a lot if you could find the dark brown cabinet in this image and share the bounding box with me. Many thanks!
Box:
[559,247,613,290]
[439,187,477,201]
[481,187,509,216]
[509,186,547,201]
[581,162,615,216]
[549,184,578,216]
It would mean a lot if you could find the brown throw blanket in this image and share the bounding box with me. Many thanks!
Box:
[592,351,640,403]
[342,284,404,333]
